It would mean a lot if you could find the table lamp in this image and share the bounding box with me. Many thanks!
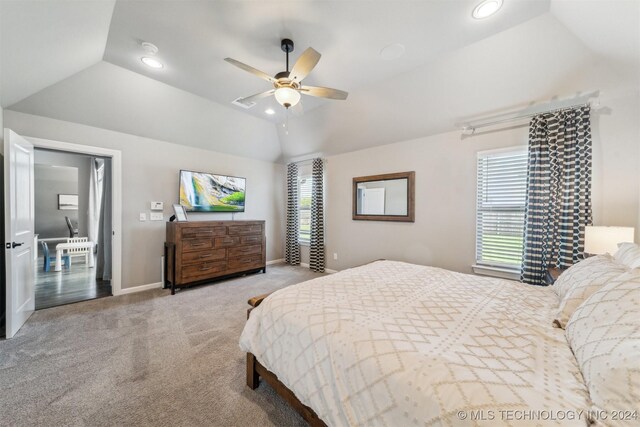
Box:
[584,226,635,255]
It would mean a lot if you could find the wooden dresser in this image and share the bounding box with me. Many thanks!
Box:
[164,220,266,294]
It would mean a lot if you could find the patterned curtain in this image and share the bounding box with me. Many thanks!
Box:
[521,106,593,285]
[309,158,325,272]
[285,163,300,265]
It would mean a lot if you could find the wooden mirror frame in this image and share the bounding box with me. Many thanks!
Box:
[352,171,415,222]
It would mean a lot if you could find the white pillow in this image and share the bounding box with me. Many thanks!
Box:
[565,270,640,426]
[613,242,640,268]
[552,255,623,300]
[553,255,628,328]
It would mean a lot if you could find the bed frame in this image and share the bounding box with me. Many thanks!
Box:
[246,293,327,427]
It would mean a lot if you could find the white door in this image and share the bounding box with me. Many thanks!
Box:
[4,129,35,338]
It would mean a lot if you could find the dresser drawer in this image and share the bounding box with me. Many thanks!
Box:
[214,236,241,248]
[181,226,226,239]
[182,239,213,252]
[228,224,262,236]
[228,245,262,258]
[228,254,263,270]
[240,235,262,245]
[181,248,226,265]
[181,261,227,281]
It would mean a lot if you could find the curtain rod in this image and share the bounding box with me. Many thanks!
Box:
[288,157,327,166]
[461,100,598,135]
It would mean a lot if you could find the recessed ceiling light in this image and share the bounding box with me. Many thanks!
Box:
[472,0,503,19]
[265,108,275,115]
[141,56,163,69]
[380,43,405,60]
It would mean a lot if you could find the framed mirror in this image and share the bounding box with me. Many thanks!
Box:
[352,171,415,222]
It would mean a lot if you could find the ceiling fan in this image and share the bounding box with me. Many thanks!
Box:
[225,39,348,110]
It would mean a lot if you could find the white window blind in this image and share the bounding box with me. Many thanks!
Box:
[476,148,528,271]
[298,167,313,244]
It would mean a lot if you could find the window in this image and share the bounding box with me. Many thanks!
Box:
[298,167,313,244]
[476,148,528,273]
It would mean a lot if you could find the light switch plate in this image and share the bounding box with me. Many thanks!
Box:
[151,201,164,211]
[139,213,147,221]
[150,212,163,221]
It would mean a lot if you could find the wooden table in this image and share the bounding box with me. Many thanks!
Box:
[55,241,95,271]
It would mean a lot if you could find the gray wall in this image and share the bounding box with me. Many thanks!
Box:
[321,94,640,272]
[34,149,91,237]
[34,164,78,239]
[4,110,286,289]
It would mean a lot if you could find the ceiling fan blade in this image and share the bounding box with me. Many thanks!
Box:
[236,89,275,104]
[289,48,321,82]
[224,58,276,83]
[300,85,348,100]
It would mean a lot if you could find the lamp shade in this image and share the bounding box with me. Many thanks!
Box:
[584,226,635,255]
[274,87,301,108]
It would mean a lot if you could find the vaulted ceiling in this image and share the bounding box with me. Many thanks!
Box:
[1,0,638,162]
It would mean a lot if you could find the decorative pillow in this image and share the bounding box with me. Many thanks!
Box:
[552,254,624,300]
[565,271,640,426]
[553,255,628,328]
[613,242,640,269]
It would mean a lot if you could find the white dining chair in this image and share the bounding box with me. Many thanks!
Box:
[66,237,90,265]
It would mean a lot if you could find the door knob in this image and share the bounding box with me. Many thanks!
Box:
[6,242,24,249]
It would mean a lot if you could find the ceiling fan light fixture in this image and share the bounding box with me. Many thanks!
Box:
[274,87,301,108]
[472,0,503,19]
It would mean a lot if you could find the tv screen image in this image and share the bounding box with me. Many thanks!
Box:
[179,170,246,212]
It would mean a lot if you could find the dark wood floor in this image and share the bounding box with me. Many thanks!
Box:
[35,255,111,310]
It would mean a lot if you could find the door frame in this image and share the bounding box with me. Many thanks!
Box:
[27,136,123,296]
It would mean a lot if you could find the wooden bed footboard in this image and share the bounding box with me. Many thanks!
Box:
[245,294,327,427]
[247,293,271,319]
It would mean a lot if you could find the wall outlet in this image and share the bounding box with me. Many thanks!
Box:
[139,212,147,221]
[333,253,338,260]
[150,201,163,211]
[150,212,163,221]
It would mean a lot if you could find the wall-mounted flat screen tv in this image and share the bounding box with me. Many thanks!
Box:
[179,170,246,212]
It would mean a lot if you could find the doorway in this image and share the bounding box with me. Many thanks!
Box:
[4,131,122,338]
[33,149,112,309]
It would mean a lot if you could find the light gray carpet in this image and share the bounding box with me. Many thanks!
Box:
[0,264,324,426]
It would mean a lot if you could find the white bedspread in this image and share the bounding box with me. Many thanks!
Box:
[240,261,591,426]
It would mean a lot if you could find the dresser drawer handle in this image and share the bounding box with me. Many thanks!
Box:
[191,243,207,247]
[200,265,212,271]
[199,253,213,259]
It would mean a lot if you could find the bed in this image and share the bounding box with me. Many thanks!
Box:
[240,260,593,426]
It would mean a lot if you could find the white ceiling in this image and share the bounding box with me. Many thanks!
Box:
[2,0,639,162]
[0,0,116,107]
[10,61,282,161]
[101,0,549,122]
[277,13,606,158]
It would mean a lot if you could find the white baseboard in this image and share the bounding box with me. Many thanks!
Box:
[115,282,163,296]
[267,258,285,265]
[299,262,337,274]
